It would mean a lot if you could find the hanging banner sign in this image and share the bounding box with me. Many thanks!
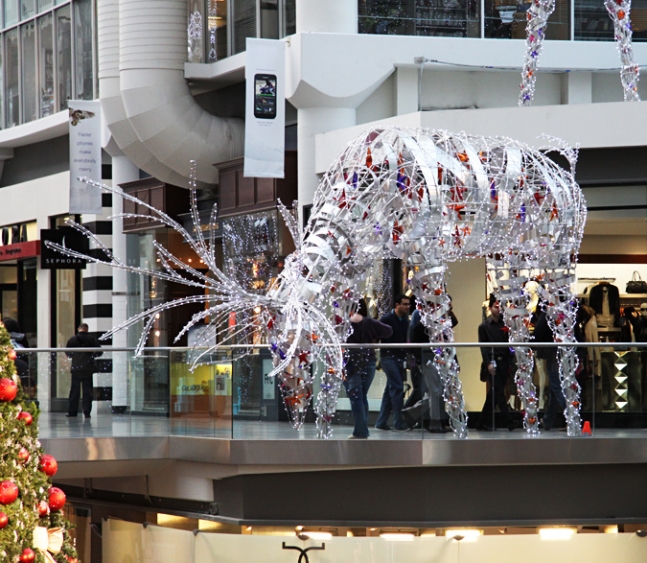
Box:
[69,99,102,214]
[244,38,286,179]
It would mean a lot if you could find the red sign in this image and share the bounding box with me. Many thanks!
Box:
[0,241,40,262]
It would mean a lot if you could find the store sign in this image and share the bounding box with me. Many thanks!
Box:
[69,99,102,214]
[40,228,88,269]
[244,38,286,179]
[0,241,40,262]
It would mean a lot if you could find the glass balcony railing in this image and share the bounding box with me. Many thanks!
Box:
[14,342,647,440]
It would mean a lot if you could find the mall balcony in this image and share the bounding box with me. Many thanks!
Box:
[12,339,647,561]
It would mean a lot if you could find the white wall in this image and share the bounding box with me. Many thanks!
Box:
[103,520,647,563]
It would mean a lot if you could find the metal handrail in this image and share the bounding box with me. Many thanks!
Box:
[16,341,647,352]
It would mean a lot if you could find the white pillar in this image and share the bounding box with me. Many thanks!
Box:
[561,72,592,105]
[296,0,358,34]
[294,1,358,219]
[395,66,420,115]
[111,155,139,411]
[297,107,356,217]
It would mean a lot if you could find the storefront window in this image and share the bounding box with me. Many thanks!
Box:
[207,0,227,62]
[0,266,18,320]
[575,0,647,41]
[359,0,480,38]
[56,4,71,111]
[38,0,53,11]
[21,20,37,123]
[232,0,256,54]
[73,0,92,99]
[52,216,79,400]
[4,28,18,127]
[38,13,54,116]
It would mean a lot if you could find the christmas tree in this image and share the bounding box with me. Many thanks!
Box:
[0,321,78,563]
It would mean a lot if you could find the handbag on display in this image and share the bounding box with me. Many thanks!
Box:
[626,271,647,294]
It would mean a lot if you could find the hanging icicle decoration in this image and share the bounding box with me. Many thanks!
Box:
[605,0,641,101]
[519,0,556,106]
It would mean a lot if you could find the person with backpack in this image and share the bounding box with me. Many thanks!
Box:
[66,323,102,418]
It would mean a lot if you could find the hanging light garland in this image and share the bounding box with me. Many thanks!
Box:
[605,0,641,101]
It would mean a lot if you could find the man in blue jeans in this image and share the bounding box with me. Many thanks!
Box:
[375,294,411,431]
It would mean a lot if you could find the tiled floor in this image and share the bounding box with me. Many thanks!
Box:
[37,411,645,441]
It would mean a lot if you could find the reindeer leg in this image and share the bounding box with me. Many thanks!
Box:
[487,254,540,435]
[542,261,582,437]
[409,262,468,439]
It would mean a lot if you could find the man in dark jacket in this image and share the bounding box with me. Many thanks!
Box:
[66,323,102,418]
[477,294,515,431]
[533,305,566,430]
[374,294,411,431]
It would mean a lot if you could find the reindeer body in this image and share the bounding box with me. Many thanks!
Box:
[267,128,586,439]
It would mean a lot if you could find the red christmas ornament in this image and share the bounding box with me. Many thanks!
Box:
[37,500,49,517]
[17,447,30,464]
[7,349,17,361]
[17,411,33,426]
[19,548,35,563]
[39,454,58,477]
[48,487,66,511]
[0,377,18,402]
[0,480,19,505]
[0,511,8,528]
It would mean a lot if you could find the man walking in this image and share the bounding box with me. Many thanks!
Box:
[66,323,102,419]
[477,294,516,431]
[375,294,411,431]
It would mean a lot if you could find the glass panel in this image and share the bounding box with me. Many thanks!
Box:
[4,28,19,128]
[171,348,232,436]
[4,0,18,26]
[56,4,71,111]
[260,0,278,39]
[486,0,569,39]
[359,0,480,38]
[11,340,647,439]
[38,0,53,11]
[21,0,35,19]
[38,13,54,117]
[207,0,228,62]
[73,0,92,99]
[283,0,295,36]
[187,0,204,62]
[21,20,37,123]
[232,0,256,54]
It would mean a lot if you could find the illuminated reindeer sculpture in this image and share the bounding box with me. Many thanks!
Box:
[50,128,586,440]
[265,128,586,439]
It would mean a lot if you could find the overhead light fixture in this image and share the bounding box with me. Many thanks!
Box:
[302,531,332,540]
[538,527,576,540]
[445,529,482,541]
[380,533,415,541]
